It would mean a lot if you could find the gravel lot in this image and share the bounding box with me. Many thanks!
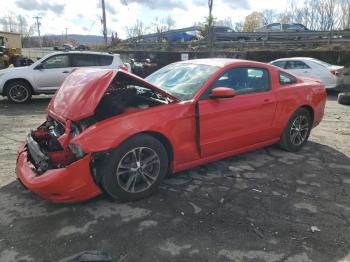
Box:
[0,93,349,262]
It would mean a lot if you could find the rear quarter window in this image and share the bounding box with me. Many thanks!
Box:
[272,61,286,69]
[95,55,113,66]
[279,71,297,85]
[285,61,311,69]
[71,54,113,67]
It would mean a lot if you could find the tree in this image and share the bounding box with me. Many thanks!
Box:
[111,32,115,46]
[339,0,350,29]
[215,17,233,28]
[164,15,176,31]
[124,19,146,38]
[233,21,244,32]
[0,13,34,46]
[243,11,264,32]
[148,17,167,34]
[262,9,277,25]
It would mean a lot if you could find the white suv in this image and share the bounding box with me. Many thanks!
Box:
[0,51,126,103]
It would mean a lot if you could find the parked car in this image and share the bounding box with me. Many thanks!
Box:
[75,44,90,51]
[270,57,344,89]
[16,59,327,203]
[0,51,126,103]
[53,44,74,51]
[256,23,308,32]
[162,30,201,42]
[8,55,34,68]
[212,26,234,33]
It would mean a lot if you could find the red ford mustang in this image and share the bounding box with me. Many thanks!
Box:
[16,59,327,203]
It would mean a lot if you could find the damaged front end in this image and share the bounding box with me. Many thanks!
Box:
[17,116,101,202]
[27,117,77,174]
[17,68,177,203]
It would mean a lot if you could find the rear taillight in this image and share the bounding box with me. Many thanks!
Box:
[119,64,128,71]
[331,69,339,76]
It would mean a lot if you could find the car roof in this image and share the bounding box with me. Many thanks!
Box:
[174,58,268,68]
[271,57,317,62]
[52,51,119,56]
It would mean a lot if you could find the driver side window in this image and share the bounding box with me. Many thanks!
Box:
[42,55,69,69]
[207,67,270,96]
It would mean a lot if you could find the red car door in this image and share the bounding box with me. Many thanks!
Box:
[198,66,277,158]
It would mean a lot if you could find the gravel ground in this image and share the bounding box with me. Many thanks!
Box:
[0,93,349,262]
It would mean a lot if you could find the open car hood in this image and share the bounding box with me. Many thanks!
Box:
[47,68,179,122]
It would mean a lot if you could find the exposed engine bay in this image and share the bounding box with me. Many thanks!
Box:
[94,84,167,121]
[28,117,76,173]
[27,73,170,174]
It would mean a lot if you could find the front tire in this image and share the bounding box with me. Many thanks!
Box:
[278,108,312,152]
[101,134,169,202]
[6,81,32,103]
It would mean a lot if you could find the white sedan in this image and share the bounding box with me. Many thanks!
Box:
[270,57,343,89]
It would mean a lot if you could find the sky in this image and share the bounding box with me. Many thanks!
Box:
[0,0,291,39]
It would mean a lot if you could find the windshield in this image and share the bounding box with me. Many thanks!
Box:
[145,63,219,100]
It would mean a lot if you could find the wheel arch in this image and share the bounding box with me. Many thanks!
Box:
[4,78,35,95]
[278,104,315,135]
[92,130,175,168]
[90,130,175,186]
[135,131,174,164]
[299,104,314,124]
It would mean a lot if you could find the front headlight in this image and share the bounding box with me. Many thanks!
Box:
[69,144,85,159]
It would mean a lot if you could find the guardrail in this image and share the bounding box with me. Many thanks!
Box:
[127,29,350,46]
[122,37,350,50]
[213,38,350,48]
[214,30,350,42]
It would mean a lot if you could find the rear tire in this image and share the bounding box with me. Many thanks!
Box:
[101,134,169,202]
[278,108,312,152]
[6,81,32,103]
[337,92,350,105]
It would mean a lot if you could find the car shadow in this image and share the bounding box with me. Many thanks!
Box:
[0,95,52,116]
[0,141,349,261]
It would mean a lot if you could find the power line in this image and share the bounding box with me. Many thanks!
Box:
[33,16,42,48]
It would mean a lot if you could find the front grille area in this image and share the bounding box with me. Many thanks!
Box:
[26,134,50,174]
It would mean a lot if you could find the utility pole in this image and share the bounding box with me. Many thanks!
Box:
[208,0,214,54]
[101,0,108,48]
[65,27,68,40]
[33,16,42,48]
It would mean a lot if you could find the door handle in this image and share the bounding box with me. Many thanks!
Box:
[62,70,70,74]
[264,99,270,102]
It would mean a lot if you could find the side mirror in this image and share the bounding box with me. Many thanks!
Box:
[210,87,236,99]
[34,63,44,70]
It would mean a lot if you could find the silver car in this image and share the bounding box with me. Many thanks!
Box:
[256,23,308,32]
[0,51,125,103]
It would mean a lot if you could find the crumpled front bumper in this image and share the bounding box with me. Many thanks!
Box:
[16,143,102,203]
